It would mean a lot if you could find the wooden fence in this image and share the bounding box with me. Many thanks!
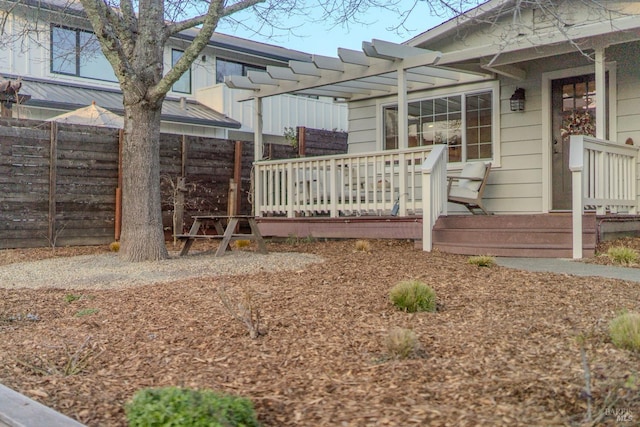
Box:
[0,119,347,249]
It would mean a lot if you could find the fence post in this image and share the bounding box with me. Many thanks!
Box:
[298,126,306,157]
[234,140,243,214]
[48,122,58,244]
[115,129,124,241]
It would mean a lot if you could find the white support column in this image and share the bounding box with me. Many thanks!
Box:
[594,47,606,140]
[397,67,408,150]
[569,135,585,259]
[572,168,584,259]
[253,97,264,216]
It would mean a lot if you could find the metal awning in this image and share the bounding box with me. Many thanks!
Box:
[16,77,241,129]
[225,39,492,101]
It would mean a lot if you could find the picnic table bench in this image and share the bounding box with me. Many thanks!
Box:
[175,215,268,257]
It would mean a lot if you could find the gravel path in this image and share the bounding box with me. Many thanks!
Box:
[0,250,324,290]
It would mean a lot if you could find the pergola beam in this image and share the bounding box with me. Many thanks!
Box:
[229,39,490,100]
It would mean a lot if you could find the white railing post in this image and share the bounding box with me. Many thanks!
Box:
[254,163,263,217]
[569,136,585,259]
[286,162,294,218]
[330,158,338,217]
[398,152,407,217]
[421,145,448,252]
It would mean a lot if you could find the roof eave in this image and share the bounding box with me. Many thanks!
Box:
[405,0,516,48]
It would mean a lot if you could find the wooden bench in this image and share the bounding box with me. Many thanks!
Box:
[176,215,268,257]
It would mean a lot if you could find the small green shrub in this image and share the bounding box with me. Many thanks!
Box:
[65,294,82,303]
[606,246,639,265]
[126,387,260,427]
[109,241,120,252]
[75,308,99,317]
[468,255,496,267]
[385,327,418,359]
[389,280,436,313]
[609,311,640,352]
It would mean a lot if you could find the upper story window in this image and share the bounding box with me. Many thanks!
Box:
[50,26,117,82]
[215,58,265,84]
[383,90,493,162]
[171,49,191,94]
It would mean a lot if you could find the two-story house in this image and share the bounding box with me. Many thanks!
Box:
[0,0,347,139]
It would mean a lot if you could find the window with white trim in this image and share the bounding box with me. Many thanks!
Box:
[215,58,265,84]
[50,26,117,82]
[171,49,191,94]
[383,90,493,162]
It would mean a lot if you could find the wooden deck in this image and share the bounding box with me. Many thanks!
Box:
[254,213,640,258]
[256,216,423,241]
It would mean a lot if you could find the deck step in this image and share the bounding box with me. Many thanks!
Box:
[432,214,596,258]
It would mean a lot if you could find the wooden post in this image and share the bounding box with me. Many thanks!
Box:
[298,126,306,157]
[174,177,186,240]
[233,140,242,214]
[48,122,58,244]
[181,135,188,177]
[228,179,238,216]
[115,129,124,241]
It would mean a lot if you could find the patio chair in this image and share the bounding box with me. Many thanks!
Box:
[447,161,492,215]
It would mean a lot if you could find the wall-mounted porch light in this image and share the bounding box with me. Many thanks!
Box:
[510,87,526,112]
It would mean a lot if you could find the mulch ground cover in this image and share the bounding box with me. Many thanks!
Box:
[0,239,639,426]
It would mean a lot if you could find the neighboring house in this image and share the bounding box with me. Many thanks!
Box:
[0,0,347,139]
[226,0,640,258]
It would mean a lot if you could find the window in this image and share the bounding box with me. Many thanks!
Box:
[171,49,191,94]
[215,58,265,84]
[51,26,117,82]
[383,90,493,162]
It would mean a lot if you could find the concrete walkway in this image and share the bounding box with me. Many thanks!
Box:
[497,257,640,282]
[0,384,85,427]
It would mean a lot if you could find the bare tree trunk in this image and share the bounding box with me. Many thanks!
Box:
[119,99,169,262]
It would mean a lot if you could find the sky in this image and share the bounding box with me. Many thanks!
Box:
[216,2,454,57]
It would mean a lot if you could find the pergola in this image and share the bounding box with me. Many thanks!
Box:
[224,39,492,162]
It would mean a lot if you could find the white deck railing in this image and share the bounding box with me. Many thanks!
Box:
[569,135,639,258]
[254,146,434,218]
[421,145,449,251]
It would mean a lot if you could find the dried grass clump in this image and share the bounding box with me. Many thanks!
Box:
[389,280,436,313]
[606,246,639,265]
[385,327,418,359]
[234,239,251,249]
[16,336,102,377]
[609,311,640,352]
[354,240,371,252]
[109,241,120,252]
[468,255,495,267]
[218,286,261,339]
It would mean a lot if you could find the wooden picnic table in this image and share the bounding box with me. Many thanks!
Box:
[175,215,268,257]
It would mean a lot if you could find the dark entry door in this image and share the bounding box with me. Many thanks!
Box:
[551,74,597,210]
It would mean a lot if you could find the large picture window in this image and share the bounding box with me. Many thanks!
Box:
[51,26,117,82]
[171,49,192,93]
[215,58,265,84]
[384,90,493,162]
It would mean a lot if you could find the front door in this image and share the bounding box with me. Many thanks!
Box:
[551,74,598,210]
